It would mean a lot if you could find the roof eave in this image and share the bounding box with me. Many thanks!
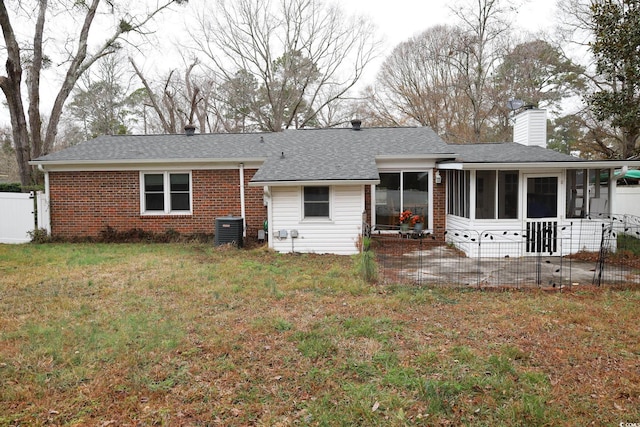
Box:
[31,157,267,170]
[249,179,380,187]
[376,153,457,161]
[437,160,640,170]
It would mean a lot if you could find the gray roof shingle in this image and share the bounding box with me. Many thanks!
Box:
[33,127,589,183]
[33,127,457,183]
[251,127,455,182]
[442,142,582,163]
[34,133,276,162]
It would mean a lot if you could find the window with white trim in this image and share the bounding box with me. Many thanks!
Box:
[303,186,330,218]
[141,172,192,214]
[475,170,519,220]
[375,171,429,228]
[447,170,470,218]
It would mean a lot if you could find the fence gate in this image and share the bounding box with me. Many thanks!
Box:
[0,191,49,243]
[525,220,558,255]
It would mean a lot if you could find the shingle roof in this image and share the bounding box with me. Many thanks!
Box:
[252,127,455,182]
[33,127,457,183]
[33,133,276,162]
[33,127,592,182]
[442,142,582,163]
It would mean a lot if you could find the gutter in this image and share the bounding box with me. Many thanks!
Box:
[248,179,380,187]
[436,160,640,170]
[29,157,268,170]
[375,153,457,160]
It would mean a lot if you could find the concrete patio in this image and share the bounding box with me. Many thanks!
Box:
[373,235,640,288]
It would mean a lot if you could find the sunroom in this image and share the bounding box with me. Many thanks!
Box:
[436,108,640,258]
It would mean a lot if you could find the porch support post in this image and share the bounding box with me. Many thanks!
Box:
[370,184,375,229]
[608,167,616,216]
[582,169,589,216]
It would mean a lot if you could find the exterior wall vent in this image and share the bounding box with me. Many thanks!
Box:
[184,124,196,136]
[215,216,244,247]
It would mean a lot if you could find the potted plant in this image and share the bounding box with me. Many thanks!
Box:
[399,209,412,232]
[411,214,423,233]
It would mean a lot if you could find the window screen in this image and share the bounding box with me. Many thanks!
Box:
[144,174,165,211]
[170,173,190,211]
[304,186,329,217]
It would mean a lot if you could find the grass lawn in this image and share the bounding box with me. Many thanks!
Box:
[0,243,638,426]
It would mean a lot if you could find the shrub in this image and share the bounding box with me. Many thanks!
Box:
[0,183,22,193]
[355,237,377,283]
[97,226,213,244]
[28,228,50,243]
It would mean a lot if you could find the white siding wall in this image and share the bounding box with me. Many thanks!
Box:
[269,185,364,255]
[446,215,525,257]
[513,109,547,148]
[447,214,611,257]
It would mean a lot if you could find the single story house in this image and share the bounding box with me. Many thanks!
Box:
[31,109,640,256]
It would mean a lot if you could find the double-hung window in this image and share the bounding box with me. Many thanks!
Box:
[303,186,330,218]
[142,172,192,214]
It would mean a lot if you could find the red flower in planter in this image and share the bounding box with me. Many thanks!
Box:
[399,209,413,224]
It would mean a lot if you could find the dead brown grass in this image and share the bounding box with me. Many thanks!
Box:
[0,243,638,426]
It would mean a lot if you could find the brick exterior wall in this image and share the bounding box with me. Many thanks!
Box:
[432,168,447,240]
[48,169,266,239]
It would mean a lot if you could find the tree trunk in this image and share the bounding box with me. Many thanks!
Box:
[1,0,186,185]
[0,1,32,186]
[28,0,47,161]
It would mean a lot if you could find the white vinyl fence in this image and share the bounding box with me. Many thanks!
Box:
[0,191,49,243]
[616,186,640,218]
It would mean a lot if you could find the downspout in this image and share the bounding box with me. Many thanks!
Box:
[39,165,51,233]
[239,163,246,237]
[264,186,273,250]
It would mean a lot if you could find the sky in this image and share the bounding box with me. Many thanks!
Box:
[0,0,560,126]
[336,0,558,50]
[326,0,559,87]
[145,0,559,75]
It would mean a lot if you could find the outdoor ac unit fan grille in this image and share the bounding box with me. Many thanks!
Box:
[214,217,244,247]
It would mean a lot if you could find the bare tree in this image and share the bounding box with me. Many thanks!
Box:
[67,53,144,138]
[0,126,19,182]
[360,0,523,143]
[449,0,515,142]
[0,0,187,186]
[367,25,470,139]
[188,0,380,132]
[131,58,227,134]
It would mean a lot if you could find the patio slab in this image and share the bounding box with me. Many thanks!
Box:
[377,243,640,288]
